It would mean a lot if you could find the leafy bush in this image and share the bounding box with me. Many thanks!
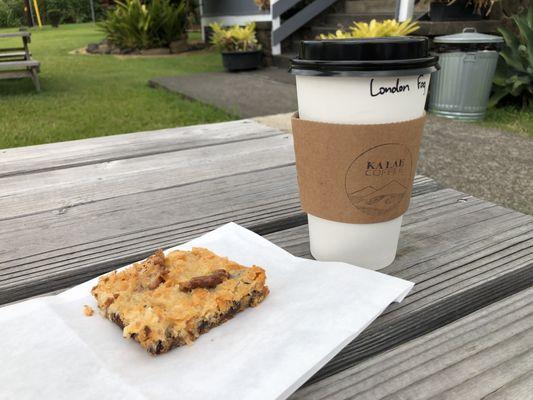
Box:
[45,0,103,23]
[47,9,61,27]
[0,0,26,27]
[319,19,419,39]
[0,0,103,27]
[99,0,187,50]
[490,1,533,108]
[209,22,260,52]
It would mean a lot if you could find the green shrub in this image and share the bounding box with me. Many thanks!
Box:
[0,0,104,28]
[490,0,533,109]
[99,0,187,50]
[47,8,61,27]
[44,0,103,24]
[0,0,26,28]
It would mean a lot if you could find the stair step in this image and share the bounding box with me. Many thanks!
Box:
[324,13,396,27]
[323,12,427,27]
[345,0,397,14]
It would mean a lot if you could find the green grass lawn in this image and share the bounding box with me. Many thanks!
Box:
[1,23,530,148]
[482,106,533,137]
[0,24,235,149]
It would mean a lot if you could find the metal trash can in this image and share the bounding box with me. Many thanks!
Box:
[428,28,504,121]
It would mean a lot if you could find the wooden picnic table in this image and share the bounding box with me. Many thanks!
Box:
[1,119,532,398]
[0,30,40,91]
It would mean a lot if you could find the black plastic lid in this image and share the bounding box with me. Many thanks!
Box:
[290,36,439,77]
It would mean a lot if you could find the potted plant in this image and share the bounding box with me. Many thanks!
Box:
[209,22,263,72]
[428,0,497,21]
[47,9,62,27]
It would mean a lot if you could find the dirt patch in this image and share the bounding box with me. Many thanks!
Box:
[70,45,213,58]
[70,38,208,57]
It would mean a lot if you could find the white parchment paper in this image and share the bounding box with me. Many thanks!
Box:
[0,223,413,400]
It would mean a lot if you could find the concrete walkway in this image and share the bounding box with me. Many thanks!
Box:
[149,69,532,215]
[149,68,296,118]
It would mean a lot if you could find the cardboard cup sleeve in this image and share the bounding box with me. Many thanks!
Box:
[291,114,427,224]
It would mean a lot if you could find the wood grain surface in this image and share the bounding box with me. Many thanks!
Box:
[1,119,532,394]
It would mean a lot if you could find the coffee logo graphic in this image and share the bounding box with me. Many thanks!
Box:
[345,144,412,217]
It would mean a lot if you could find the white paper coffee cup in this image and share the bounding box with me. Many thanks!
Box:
[290,37,438,269]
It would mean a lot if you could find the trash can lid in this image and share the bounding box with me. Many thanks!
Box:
[434,27,504,44]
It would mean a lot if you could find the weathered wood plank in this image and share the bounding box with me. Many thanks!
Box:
[0,60,39,70]
[291,286,533,400]
[0,32,30,38]
[0,133,294,219]
[0,167,437,305]
[264,194,533,384]
[0,120,280,177]
[484,371,533,400]
[0,165,301,304]
[0,51,27,59]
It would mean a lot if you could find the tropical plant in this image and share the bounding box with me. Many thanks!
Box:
[150,0,188,45]
[490,1,533,108]
[47,9,62,27]
[99,0,187,50]
[319,19,419,40]
[210,22,260,52]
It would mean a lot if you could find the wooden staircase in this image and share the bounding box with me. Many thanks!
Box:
[311,0,430,40]
[274,0,401,66]
[272,0,500,66]
[311,0,399,37]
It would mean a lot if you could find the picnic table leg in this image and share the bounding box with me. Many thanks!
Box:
[30,67,40,92]
[23,35,31,61]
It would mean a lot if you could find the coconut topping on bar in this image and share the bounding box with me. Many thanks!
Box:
[91,247,269,354]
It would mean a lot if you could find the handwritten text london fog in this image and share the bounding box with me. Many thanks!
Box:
[370,75,426,97]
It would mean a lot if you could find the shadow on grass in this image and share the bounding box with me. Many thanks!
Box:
[0,78,42,95]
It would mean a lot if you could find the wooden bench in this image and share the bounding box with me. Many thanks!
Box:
[0,31,40,91]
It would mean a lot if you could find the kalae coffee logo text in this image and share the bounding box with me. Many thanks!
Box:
[366,159,406,176]
[370,74,427,97]
[345,144,412,217]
